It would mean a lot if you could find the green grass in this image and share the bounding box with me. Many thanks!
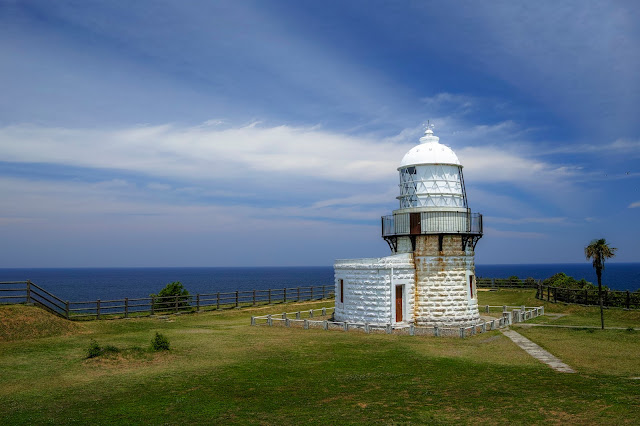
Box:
[479,289,640,328]
[1,294,639,425]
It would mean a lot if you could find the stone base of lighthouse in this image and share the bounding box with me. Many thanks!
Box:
[411,235,480,327]
[334,234,480,327]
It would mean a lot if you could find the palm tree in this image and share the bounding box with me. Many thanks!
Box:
[585,239,617,329]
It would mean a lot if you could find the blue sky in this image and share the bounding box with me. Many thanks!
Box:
[1,1,638,267]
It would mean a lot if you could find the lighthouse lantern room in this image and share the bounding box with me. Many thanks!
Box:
[334,125,483,327]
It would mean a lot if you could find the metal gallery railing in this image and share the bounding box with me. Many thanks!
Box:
[382,211,482,237]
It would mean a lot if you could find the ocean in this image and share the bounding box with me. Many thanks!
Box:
[0,263,638,302]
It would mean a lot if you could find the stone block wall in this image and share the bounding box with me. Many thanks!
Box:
[413,235,480,326]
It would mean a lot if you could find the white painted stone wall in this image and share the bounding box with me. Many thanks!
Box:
[334,253,415,325]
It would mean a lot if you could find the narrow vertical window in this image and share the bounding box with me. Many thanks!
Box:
[438,234,444,252]
[469,275,474,298]
[340,279,344,304]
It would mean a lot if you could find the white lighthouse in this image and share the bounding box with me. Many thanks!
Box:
[334,125,483,327]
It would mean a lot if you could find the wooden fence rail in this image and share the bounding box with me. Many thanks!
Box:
[536,284,640,309]
[476,278,540,289]
[0,281,335,320]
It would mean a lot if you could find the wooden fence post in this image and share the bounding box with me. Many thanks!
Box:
[65,301,70,320]
[322,285,326,299]
[96,299,101,320]
[310,286,314,300]
[297,287,300,301]
[174,295,179,313]
[125,298,129,318]
[253,289,256,306]
[268,289,271,304]
[196,294,200,312]
[584,288,588,305]
[217,292,220,310]
[627,291,631,309]
[235,291,239,308]
[284,288,287,303]
[26,280,31,304]
[553,287,557,303]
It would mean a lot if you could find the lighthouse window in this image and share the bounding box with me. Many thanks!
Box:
[469,275,475,298]
[407,166,416,174]
[340,279,344,303]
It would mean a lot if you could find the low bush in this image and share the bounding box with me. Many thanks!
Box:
[542,272,599,290]
[150,281,190,312]
[151,332,170,351]
[86,340,102,358]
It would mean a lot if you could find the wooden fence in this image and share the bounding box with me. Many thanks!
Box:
[476,277,540,289]
[536,284,640,309]
[0,281,334,320]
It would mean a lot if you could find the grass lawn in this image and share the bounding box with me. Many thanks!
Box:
[1,291,639,424]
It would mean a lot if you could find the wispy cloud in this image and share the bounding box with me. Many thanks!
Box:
[629,201,640,209]
[488,217,568,225]
[484,227,547,240]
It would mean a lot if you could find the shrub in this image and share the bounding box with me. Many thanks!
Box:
[151,332,170,351]
[103,345,120,354]
[150,281,190,312]
[86,340,102,358]
[542,272,600,290]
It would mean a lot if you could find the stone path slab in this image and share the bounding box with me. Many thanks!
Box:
[501,329,576,373]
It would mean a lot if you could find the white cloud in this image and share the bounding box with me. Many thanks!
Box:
[488,217,568,225]
[0,123,405,184]
[629,201,640,209]
[484,227,547,240]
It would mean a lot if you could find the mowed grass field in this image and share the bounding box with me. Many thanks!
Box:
[1,290,639,425]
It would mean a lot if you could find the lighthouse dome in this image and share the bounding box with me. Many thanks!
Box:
[399,128,461,168]
[396,127,467,210]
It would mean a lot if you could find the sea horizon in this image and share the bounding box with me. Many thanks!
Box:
[1,263,638,302]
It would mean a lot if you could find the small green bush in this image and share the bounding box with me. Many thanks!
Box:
[542,272,599,290]
[86,340,101,358]
[103,345,120,354]
[151,332,170,351]
[150,281,190,312]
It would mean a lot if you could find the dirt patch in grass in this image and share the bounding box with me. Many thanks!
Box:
[0,305,81,341]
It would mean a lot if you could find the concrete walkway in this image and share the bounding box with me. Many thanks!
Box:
[501,329,576,373]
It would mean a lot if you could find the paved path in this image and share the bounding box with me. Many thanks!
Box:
[501,329,576,373]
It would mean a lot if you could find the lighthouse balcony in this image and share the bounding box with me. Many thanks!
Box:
[381,211,483,237]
